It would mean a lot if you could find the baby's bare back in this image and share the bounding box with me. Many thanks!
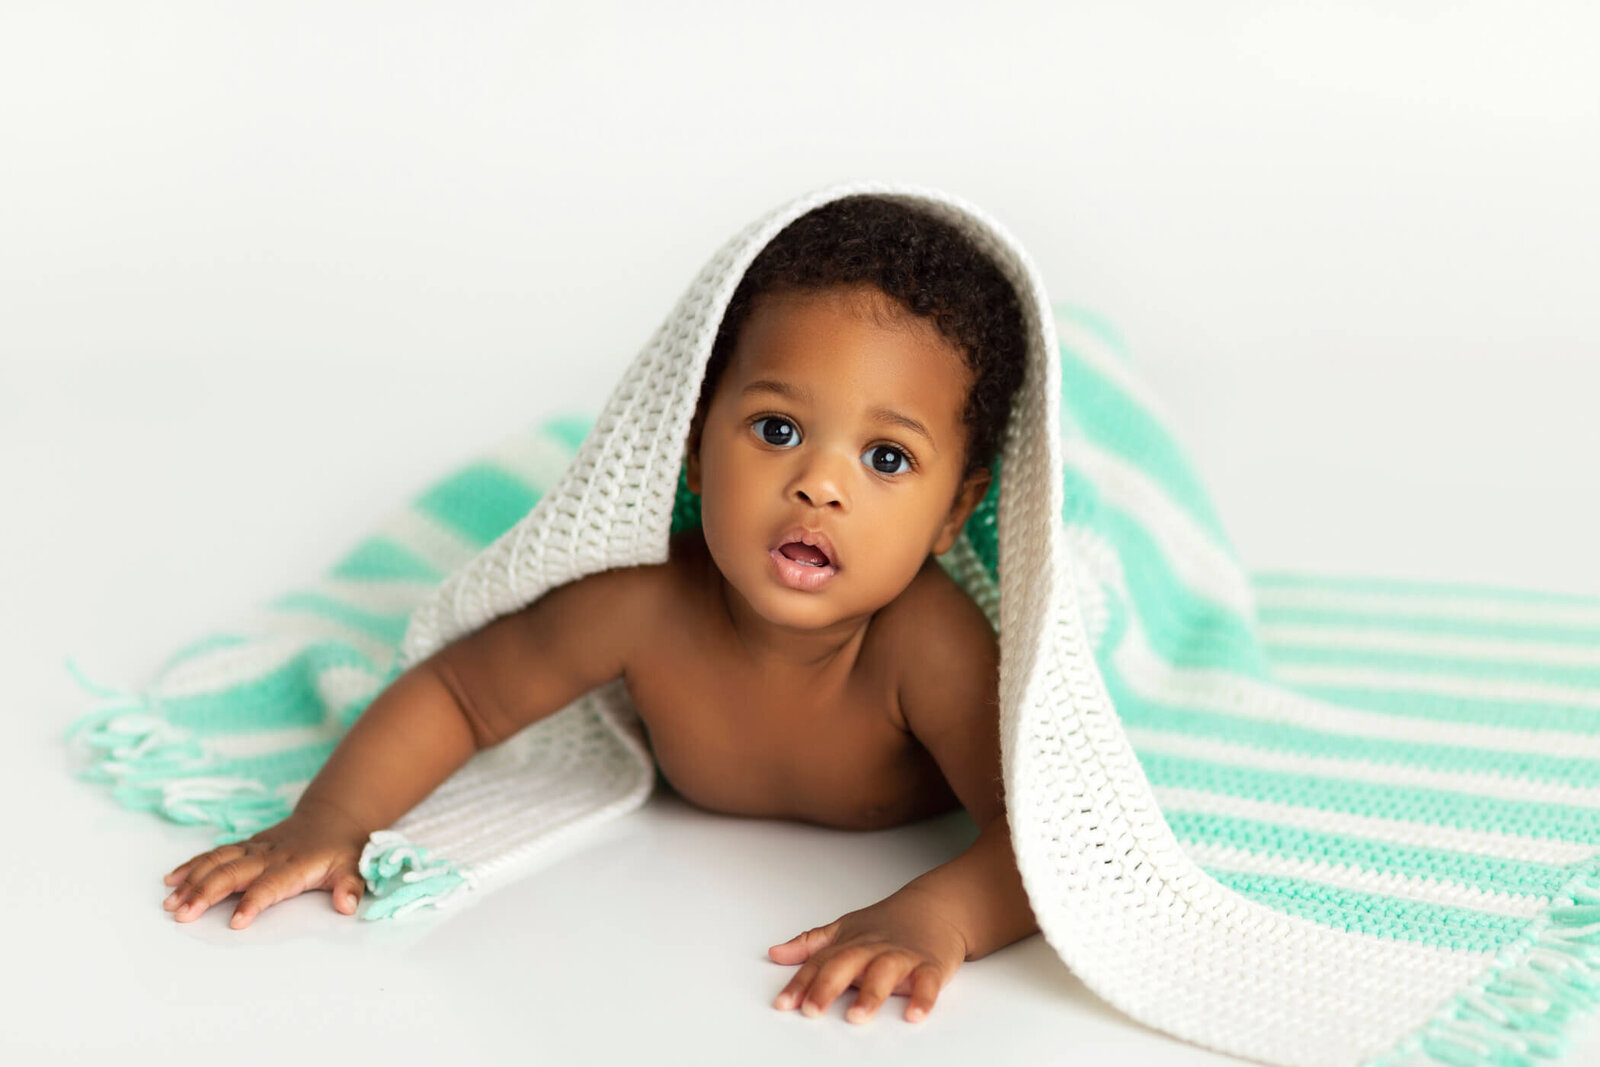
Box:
[624,529,962,831]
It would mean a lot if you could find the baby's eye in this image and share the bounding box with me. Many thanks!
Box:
[751,416,799,448]
[863,444,911,476]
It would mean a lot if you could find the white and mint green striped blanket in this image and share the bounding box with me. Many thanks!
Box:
[64,295,1600,1066]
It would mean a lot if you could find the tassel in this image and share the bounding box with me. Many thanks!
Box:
[1380,867,1600,1065]
[357,830,469,920]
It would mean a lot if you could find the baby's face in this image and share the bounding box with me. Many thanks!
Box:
[686,283,991,632]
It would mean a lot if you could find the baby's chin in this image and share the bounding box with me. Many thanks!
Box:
[733,573,913,634]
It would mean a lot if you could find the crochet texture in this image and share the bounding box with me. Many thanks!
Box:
[66,180,1600,1067]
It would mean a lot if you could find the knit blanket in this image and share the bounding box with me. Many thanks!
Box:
[64,181,1600,1067]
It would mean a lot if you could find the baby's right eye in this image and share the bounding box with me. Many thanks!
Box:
[751,417,799,448]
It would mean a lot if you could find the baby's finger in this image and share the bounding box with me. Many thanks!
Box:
[846,954,916,1024]
[773,959,823,1012]
[332,871,365,916]
[170,844,244,896]
[164,846,242,911]
[227,869,307,930]
[173,855,266,923]
[798,947,876,1018]
[904,964,944,1023]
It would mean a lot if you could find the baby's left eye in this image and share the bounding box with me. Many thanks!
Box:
[862,445,911,475]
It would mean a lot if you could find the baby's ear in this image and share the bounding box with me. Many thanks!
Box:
[932,466,993,556]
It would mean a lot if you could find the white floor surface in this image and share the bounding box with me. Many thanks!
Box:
[5,3,1600,1065]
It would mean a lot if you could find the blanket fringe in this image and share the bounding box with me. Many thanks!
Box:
[357,830,470,920]
[63,657,306,842]
[1374,865,1600,1066]
[63,658,469,915]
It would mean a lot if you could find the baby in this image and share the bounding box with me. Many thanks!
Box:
[159,196,1040,1024]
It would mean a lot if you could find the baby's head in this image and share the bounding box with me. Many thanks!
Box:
[696,195,1027,488]
[684,195,1027,628]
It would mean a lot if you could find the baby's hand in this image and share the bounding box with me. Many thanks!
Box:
[161,800,372,929]
[768,888,969,1024]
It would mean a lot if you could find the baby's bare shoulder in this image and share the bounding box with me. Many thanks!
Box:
[872,561,1003,823]
[875,561,999,708]
[427,559,673,748]
[878,559,994,645]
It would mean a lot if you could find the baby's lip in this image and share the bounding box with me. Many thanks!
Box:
[771,526,840,570]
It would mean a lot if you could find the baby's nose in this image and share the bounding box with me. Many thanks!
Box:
[795,489,844,512]
[791,455,847,509]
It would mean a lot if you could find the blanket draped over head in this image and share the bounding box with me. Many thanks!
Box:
[66,180,1600,1067]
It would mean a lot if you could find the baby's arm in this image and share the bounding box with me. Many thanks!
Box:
[769,571,1033,1023]
[162,564,654,928]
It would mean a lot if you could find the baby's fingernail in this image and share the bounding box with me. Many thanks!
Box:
[800,1002,820,1018]
[907,1008,927,1022]
[773,994,792,1010]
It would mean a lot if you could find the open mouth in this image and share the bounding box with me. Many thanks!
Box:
[776,542,831,568]
[768,530,839,591]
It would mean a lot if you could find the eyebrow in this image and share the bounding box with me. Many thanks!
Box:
[740,379,937,450]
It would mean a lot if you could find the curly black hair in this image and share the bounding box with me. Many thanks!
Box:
[694,194,1028,485]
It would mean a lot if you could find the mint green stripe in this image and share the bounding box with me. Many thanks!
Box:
[1261,642,1600,688]
[1059,347,1233,555]
[1167,811,1572,898]
[1257,605,1600,646]
[540,412,596,453]
[156,641,379,735]
[1205,870,1521,953]
[1054,302,1133,362]
[1135,750,1600,843]
[412,462,540,548]
[1105,671,1600,788]
[1096,505,1267,677]
[156,632,251,676]
[1270,683,1600,734]
[113,740,338,789]
[209,742,339,788]
[267,591,411,646]
[1252,570,1600,610]
[331,536,445,583]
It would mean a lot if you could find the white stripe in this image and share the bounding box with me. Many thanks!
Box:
[156,626,390,701]
[206,722,345,759]
[309,661,385,715]
[1254,586,1600,629]
[1175,841,1549,919]
[155,633,324,698]
[260,579,436,666]
[1270,662,1600,711]
[378,508,483,576]
[307,577,439,615]
[1125,727,1600,809]
[1152,786,1598,866]
[1068,439,1254,621]
[253,612,397,670]
[1113,615,1600,759]
[1259,622,1600,670]
[198,666,385,757]
[476,430,579,494]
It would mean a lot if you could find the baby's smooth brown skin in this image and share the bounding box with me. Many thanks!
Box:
[162,282,1041,1025]
[633,528,966,831]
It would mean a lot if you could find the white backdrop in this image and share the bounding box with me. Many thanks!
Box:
[5,3,1598,1065]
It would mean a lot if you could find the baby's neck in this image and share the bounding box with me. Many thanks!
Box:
[714,571,872,677]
